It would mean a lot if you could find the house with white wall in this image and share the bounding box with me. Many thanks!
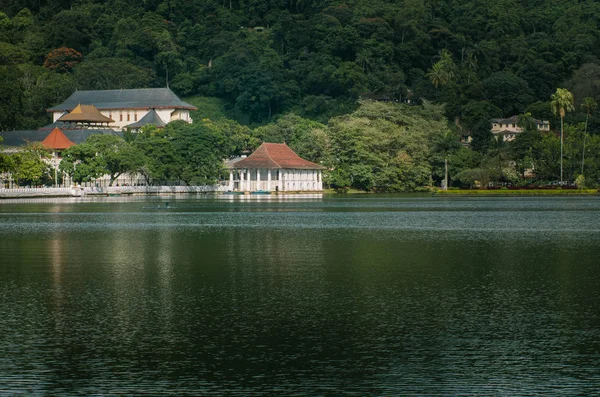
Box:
[225,143,324,192]
[491,115,550,141]
[47,88,197,130]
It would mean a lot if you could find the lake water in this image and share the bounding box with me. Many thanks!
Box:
[1,195,599,396]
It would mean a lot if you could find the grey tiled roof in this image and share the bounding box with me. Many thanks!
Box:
[48,88,197,112]
[125,109,167,129]
[1,128,122,147]
[491,115,547,125]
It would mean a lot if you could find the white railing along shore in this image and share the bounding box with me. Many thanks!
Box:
[0,185,226,198]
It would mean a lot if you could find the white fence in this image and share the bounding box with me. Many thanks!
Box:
[0,187,76,198]
[0,185,226,198]
[84,185,223,195]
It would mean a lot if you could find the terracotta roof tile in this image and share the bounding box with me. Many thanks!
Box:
[233,143,325,169]
[41,127,76,150]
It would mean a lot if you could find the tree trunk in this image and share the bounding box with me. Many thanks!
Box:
[560,116,563,183]
[582,111,589,175]
[444,157,448,190]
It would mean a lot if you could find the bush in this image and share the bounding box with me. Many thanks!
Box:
[575,174,586,189]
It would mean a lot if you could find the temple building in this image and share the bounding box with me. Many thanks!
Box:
[48,88,197,129]
[41,127,76,187]
[124,108,167,131]
[225,143,324,192]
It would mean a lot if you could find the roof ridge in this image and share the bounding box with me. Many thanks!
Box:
[264,143,282,168]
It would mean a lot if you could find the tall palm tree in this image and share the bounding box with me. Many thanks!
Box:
[580,97,597,175]
[550,88,575,183]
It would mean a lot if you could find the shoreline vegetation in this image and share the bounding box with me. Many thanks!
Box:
[2,2,600,192]
[2,186,598,199]
[433,189,599,197]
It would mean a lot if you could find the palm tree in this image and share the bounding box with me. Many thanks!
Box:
[580,97,597,175]
[550,88,575,183]
[517,112,536,132]
[426,49,456,89]
[426,62,447,89]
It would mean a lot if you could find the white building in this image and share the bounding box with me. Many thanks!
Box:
[225,143,324,192]
[47,88,197,130]
[491,115,550,141]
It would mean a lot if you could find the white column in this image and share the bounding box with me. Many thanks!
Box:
[256,168,260,192]
[229,170,234,190]
[267,169,272,191]
[240,169,245,191]
[318,170,322,190]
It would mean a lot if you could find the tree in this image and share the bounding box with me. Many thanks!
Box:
[433,130,461,189]
[483,71,534,116]
[517,112,536,132]
[74,58,155,90]
[167,120,229,185]
[426,49,456,89]
[580,97,597,175]
[326,100,447,192]
[130,125,180,185]
[43,47,82,73]
[253,113,330,164]
[60,135,142,186]
[9,142,51,186]
[550,88,575,183]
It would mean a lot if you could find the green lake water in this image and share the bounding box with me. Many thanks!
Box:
[1,195,599,395]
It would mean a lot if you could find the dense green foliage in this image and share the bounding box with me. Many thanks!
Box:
[1,141,52,186]
[2,0,600,129]
[3,1,600,191]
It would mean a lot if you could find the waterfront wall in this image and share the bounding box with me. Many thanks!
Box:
[0,185,225,198]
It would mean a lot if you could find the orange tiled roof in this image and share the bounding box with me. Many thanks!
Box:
[233,143,325,169]
[41,127,76,150]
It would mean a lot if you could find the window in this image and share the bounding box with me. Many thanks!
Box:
[134,112,137,121]
[120,114,123,122]
[127,113,130,121]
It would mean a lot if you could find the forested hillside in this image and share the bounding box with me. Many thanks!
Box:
[2,0,600,133]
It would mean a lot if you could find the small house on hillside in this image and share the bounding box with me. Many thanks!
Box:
[491,115,550,141]
[225,143,324,192]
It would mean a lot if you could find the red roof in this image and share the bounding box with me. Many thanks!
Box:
[42,127,76,150]
[233,143,324,169]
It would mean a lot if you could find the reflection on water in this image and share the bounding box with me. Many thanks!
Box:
[1,196,600,395]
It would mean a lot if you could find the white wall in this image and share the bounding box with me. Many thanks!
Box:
[53,108,193,129]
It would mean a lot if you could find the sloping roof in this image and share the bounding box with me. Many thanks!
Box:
[1,128,122,147]
[224,156,245,169]
[492,115,520,124]
[124,108,166,129]
[492,115,546,125]
[41,127,75,150]
[58,104,114,123]
[233,143,325,170]
[0,130,49,147]
[48,88,197,112]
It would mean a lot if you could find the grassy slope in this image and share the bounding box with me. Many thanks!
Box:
[184,96,233,122]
